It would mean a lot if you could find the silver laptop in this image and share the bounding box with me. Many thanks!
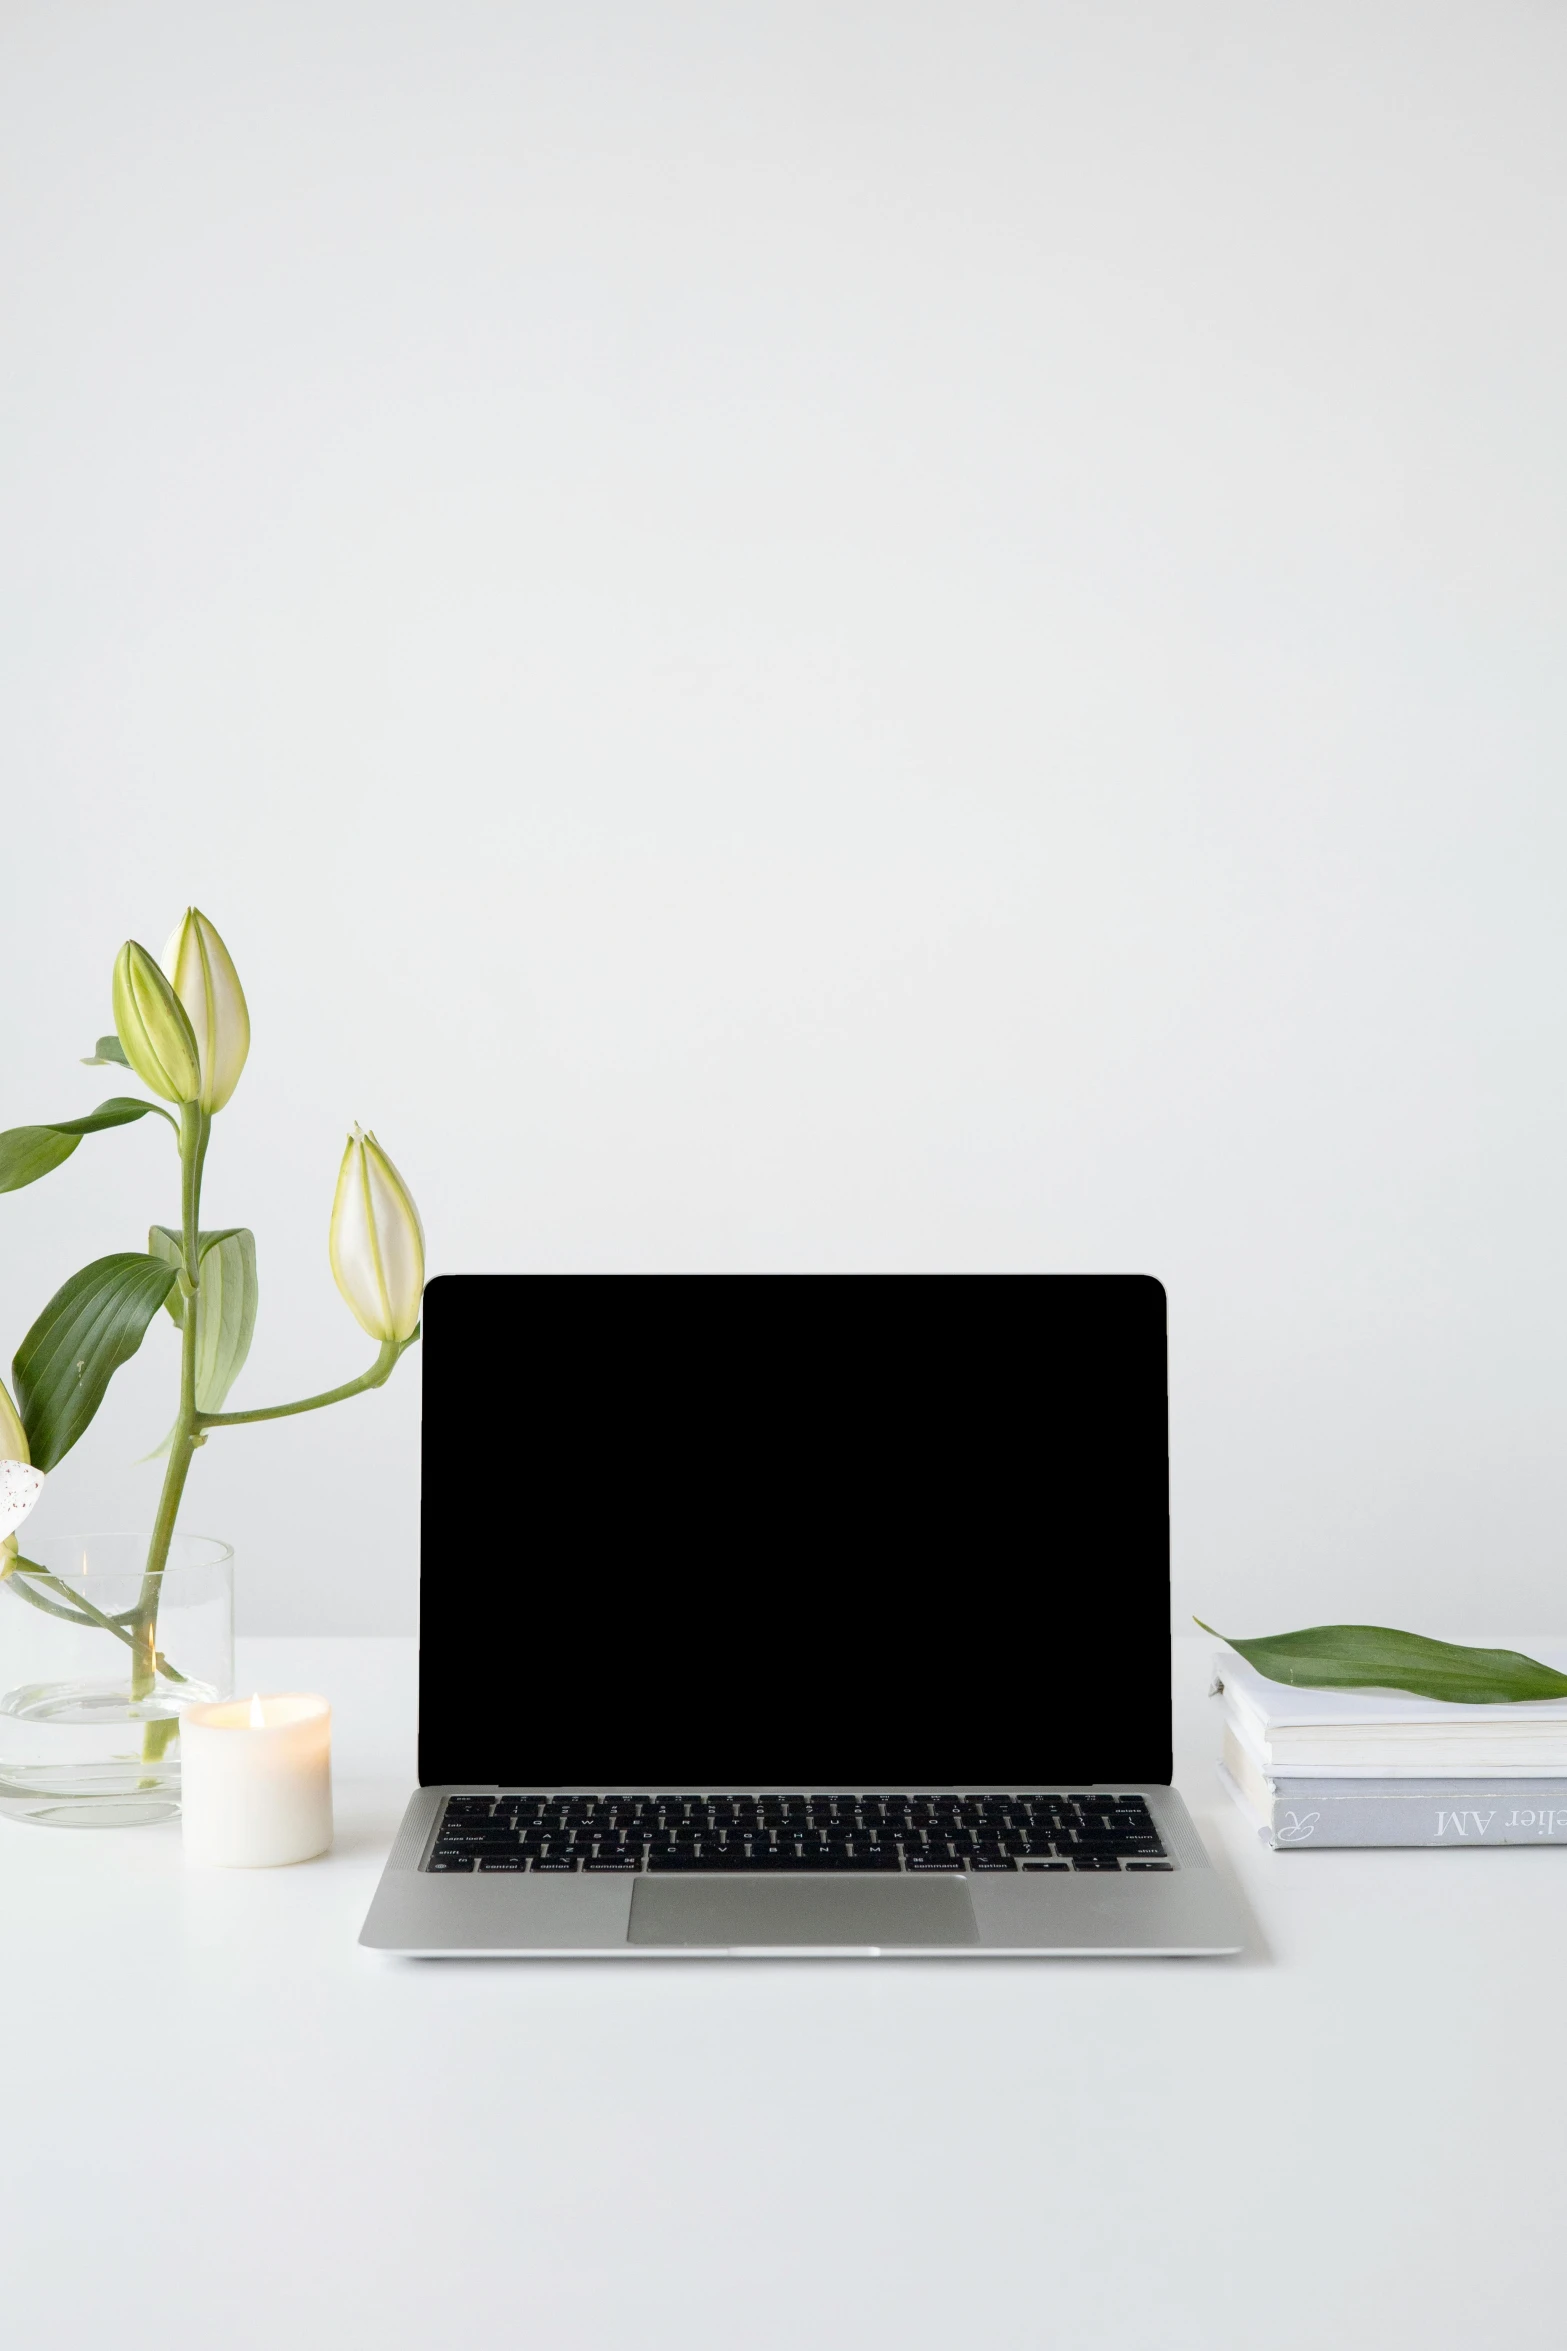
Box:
[361,1273,1244,1959]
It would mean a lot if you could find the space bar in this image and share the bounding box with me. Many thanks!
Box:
[646,1850,904,1872]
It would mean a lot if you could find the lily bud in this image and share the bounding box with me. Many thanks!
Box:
[0,1374,27,1465]
[329,1127,425,1343]
[162,908,250,1112]
[112,941,202,1104]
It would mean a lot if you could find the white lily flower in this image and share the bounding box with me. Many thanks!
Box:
[0,1379,40,1566]
[0,1462,43,1542]
[162,908,250,1112]
[329,1127,425,1343]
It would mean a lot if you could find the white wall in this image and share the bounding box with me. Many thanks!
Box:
[3,1,1564,1637]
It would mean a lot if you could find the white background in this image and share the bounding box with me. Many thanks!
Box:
[3,1,1564,1637]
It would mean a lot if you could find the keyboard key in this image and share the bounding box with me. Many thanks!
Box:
[531,1856,579,1873]
[1071,1854,1123,1871]
[586,1856,643,1871]
[1020,1861,1071,1872]
[427,1855,476,1871]
[477,1855,528,1872]
[905,1854,963,1871]
[747,1848,868,1872]
[1124,1861,1174,1872]
[793,1850,893,1871]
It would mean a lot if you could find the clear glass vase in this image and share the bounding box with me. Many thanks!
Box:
[0,1534,235,1828]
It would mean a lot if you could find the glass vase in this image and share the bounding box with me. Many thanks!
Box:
[0,1534,234,1828]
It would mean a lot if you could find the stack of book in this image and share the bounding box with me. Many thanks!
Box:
[1214,1645,1567,1848]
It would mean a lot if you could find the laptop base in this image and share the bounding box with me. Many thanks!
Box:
[360,1785,1245,1958]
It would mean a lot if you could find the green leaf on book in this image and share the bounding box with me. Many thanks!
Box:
[13,1253,180,1470]
[0,1098,173,1194]
[1196,1620,1567,1706]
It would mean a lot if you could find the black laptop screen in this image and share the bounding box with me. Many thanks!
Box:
[418,1273,1171,1790]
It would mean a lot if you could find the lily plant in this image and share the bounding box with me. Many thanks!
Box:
[0,910,424,1755]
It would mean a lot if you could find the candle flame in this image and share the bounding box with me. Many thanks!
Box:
[249,1692,265,1729]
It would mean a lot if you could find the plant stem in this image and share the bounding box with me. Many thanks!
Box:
[95,1098,415,1741]
[2,1563,188,1677]
[197,1335,410,1426]
[129,1101,209,1707]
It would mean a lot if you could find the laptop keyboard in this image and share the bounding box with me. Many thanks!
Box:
[425,1792,1172,1873]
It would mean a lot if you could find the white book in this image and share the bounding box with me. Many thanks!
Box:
[1214,1643,1567,1778]
[1217,1728,1567,1848]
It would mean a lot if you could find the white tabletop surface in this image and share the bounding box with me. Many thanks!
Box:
[6,1631,1563,2351]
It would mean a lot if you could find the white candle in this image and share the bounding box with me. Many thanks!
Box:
[181,1692,333,1867]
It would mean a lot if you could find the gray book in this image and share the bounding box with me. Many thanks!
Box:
[1220,1735,1567,1849]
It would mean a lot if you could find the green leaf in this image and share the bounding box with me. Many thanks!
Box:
[13,1253,180,1471]
[148,1227,239,1330]
[1197,1620,1567,1706]
[81,1035,131,1068]
[0,1129,77,1190]
[148,1227,257,1410]
[0,1098,174,1194]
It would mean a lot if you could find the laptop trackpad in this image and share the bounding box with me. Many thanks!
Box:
[628,1876,979,1949]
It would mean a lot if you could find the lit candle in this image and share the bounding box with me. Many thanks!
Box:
[181,1692,333,1867]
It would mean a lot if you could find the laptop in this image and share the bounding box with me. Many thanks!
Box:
[360,1272,1245,1958]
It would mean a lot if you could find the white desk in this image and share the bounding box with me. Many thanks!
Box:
[5,1635,1561,2351]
